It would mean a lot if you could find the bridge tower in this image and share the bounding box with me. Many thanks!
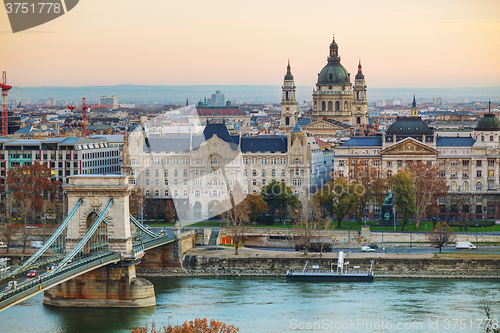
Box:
[43,175,156,308]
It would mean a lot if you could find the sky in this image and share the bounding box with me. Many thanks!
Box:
[0,0,499,88]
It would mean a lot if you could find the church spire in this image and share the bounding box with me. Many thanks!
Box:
[411,94,418,117]
[328,33,340,63]
[284,59,294,80]
[355,58,364,80]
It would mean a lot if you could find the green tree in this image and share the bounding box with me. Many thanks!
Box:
[314,178,361,228]
[391,169,416,231]
[261,180,298,224]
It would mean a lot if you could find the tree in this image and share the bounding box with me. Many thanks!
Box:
[427,222,456,253]
[6,163,61,223]
[350,159,389,223]
[222,182,250,255]
[426,203,443,230]
[165,201,175,223]
[261,181,298,224]
[296,197,331,255]
[391,170,416,231]
[314,178,361,228]
[244,194,268,221]
[131,318,240,333]
[408,161,449,228]
[129,187,145,218]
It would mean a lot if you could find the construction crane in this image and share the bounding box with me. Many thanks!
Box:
[0,71,13,136]
[68,98,114,138]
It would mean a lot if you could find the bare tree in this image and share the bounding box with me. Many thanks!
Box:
[219,182,250,255]
[427,222,456,253]
[296,198,331,256]
[480,299,500,333]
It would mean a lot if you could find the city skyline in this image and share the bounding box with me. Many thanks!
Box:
[0,0,499,88]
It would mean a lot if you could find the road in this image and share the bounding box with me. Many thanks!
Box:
[245,246,500,254]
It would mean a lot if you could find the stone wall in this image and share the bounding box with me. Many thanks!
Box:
[43,264,156,307]
[137,233,196,268]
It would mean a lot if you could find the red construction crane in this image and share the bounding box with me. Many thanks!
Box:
[0,71,13,136]
[68,98,114,138]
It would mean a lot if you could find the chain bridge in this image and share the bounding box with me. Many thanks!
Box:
[0,175,192,312]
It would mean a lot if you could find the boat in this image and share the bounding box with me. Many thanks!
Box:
[286,251,374,281]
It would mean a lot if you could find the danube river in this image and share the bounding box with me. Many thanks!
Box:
[1,277,499,332]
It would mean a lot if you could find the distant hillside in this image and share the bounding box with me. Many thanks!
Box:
[12,85,500,105]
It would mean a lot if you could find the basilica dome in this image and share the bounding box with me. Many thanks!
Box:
[316,36,351,86]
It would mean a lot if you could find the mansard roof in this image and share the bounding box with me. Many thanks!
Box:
[241,136,288,152]
[436,136,476,147]
[339,136,382,147]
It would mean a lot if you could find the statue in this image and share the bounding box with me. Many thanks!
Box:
[383,192,393,206]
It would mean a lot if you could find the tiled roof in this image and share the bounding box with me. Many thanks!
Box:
[436,136,475,147]
[340,136,383,147]
[195,108,247,117]
[241,136,287,152]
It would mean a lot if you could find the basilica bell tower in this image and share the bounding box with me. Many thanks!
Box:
[280,60,297,131]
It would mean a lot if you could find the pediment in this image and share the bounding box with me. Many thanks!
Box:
[381,137,438,156]
[303,120,345,130]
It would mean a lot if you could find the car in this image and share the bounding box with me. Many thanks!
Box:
[47,263,56,270]
[368,243,379,249]
[27,270,37,277]
[4,281,17,291]
[144,225,150,229]
[361,245,375,252]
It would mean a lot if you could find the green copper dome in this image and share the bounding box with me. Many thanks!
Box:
[317,36,351,86]
[476,114,500,131]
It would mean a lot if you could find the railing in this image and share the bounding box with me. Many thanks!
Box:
[142,235,176,250]
[0,252,121,311]
[129,215,160,238]
[287,269,373,276]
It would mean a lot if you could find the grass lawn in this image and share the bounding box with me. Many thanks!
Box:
[138,219,499,233]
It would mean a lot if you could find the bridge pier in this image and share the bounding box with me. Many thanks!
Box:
[43,264,155,307]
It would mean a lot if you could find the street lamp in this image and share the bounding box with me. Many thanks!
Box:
[348,221,350,245]
[409,220,412,249]
[475,220,479,250]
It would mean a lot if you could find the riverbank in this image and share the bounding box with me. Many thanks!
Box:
[135,246,500,280]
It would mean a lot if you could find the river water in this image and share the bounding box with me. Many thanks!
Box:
[1,277,499,333]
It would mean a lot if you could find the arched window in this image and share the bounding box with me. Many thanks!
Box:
[328,101,333,111]
[481,136,485,141]
[476,182,482,191]
[295,158,300,164]
[357,117,361,124]
[262,170,266,177]
[210,156,220,165]
[451,182,457,191]
[285,91,289,101]
[463,182,469,191]
[357,91,361,99]
[321,101,326,111]
[252,170,257,176]
[271,169,276,176]
[335,101,340,111]
[285,117,290,126]
[490,135,494,141]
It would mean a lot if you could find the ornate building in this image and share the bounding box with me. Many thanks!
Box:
[122,122,333,222]
[311,35,368,126]
[280,60,298,131]
[334,103,500,220]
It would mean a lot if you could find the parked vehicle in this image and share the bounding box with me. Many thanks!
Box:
[27,270,37,277]
[456,241,476,249]
[368,243,378,249]
[361,245,375,252]
[0,242,7,249]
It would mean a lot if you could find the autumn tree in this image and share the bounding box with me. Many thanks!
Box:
[261,180,298,224]
[129,187,145,219]
[426,202,443,230]
[408,161,449,228]
[391,169,416,231]
[6,163,62,223]
[165,201,176,223]
[244,194,268,221]
[349,159,389,223]
[427,222,456,253]
[315,178,361,228]
[131,318,240,333]
[296,196,331,255]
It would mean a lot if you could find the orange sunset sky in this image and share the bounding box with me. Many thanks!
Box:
[0,0,499,88]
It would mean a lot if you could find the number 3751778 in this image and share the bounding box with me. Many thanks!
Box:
[5,3,61,14]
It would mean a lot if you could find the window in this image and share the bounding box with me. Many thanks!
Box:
[397,160,402,167]
[164,170,168,177]
[281,158,286,165]
[373,205,380,213]
[252,170,257,176]
[262,170,266,177]
[451,182,457,191]
[489,170,494,177]
[195,159,200,165]
[174,180,178,186]
[386,161,392,167]
[174,190,178,198]
[195,190,200,197]
[155,180,159,186]
[450,161,458,167]
[155,190,159,197]
[271,158,276,165]
[184,180,188,186]
[281,170,285,177]
[476,182,482,191]
[183,170,188,177]
[155,170,159,177]
[476,196,482,203]
[462,160,469,167]
[463,172,469,178]
[145,170,150,177]
[165,180,169,186]
[154,158,160,165]
[252,179,257,186]
[145,190,150,197]
[477,170,482,178]
[174,169,178,177]
[262,180,266,186]
[489,206,495,215]
[262,158,267,165]
[476,205,483,214]
[183,158,189,165]
[439,170,446,178]
[145,180,150,186]
[373,161,380,167]
[294,158,300,164]
[338,160,345,167]
[210,157,220,165]
[183,190,188,197]
[490,136,494,142]
[164,190,169,197]
[476,160,482,167]
[488,181,494,190]
[293,179,302,186]
[488,160,495,167]
[252,158,257,165]
[193,179,202,186]
[271,169,276,176]
[173,158,179,165]
[243,169,247,176]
